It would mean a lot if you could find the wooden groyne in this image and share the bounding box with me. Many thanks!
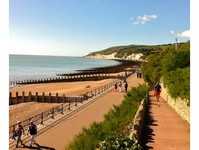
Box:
[9,91,87,105]
[11,60,139,85]
[12,72,128,85]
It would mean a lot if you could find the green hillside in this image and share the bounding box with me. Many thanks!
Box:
[87,42,190,59]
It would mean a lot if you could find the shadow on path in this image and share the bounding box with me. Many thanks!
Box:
[140,96,158,150]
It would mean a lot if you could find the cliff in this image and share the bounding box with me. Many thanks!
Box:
[85,43,180,61]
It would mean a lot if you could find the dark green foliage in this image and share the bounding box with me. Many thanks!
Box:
[141,41,190,102]
[161,49,190,74]
[141,55,162,86]
[163,67,190,104]
[67,85,148,150]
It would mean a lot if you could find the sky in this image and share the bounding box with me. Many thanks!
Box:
[10,0,190,56]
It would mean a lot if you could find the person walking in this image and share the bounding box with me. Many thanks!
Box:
[28,121,38,147]
[119,81,122,92]
[12,126,17,141]
[114,83,118,92]
[154,82,161,105]
[15,121,25,148]
[124,81,128,93]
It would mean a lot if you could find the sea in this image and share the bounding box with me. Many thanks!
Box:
[9,54,119,84]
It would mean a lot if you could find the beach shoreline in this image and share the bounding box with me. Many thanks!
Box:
[9,55,121,85]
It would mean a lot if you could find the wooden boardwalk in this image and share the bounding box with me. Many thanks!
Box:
[141,93,190,150]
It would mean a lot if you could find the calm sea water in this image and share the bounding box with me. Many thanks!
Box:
[9,55,119,83]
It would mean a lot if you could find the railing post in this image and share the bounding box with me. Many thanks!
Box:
[28,91,32,102]
[68,99,71,110]
[41,112,44,124]
[63,94,65,103]
[16,92,18,104]
[42,92,45,102]
[52,108,54,119]
[56,93,58,103]
[49,92,51,103]
[9,92,12,105]
[61,103,64,114]
[35,92,38,102]
[22,91,25,102]
[75,97,77,106]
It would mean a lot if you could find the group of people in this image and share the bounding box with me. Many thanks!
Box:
[114,80,128,93]
[12,121,38,148]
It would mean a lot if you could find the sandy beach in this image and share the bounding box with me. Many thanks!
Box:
[10,79,114,96]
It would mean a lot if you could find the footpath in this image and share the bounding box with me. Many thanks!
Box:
[141,93,190,150]
[13,74,144,150]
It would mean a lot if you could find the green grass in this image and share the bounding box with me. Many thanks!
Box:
[66,84,148,150]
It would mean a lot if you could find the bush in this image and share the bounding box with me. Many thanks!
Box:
[98,134,142,150]
[141,54,162,86]
[161,50,190,74]
[163,67,190,104]
[67,85,148,150]
[141,42,190,101]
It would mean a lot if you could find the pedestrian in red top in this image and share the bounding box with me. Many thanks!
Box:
[154,83,161,105]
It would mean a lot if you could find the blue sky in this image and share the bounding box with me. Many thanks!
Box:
[10,0,190,56]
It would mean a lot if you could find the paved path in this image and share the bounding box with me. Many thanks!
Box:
[13,74,144,150]
[141,93,190,150]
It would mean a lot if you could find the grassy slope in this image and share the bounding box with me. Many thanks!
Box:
[86,42,190,59]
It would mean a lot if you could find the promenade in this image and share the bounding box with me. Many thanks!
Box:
[141,93,190,150]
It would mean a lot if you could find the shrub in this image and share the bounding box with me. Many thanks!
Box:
[98,134,142,150]
[163,67,190,105]
[141,42,190,101]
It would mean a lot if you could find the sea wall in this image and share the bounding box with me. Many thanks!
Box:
[160,83,190,123]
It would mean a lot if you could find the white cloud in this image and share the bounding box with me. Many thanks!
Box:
[178,30,190,38]
[131,14,158,25]
[170,30,190,38]
[170,30,175,35]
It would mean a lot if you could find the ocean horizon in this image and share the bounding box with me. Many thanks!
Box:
[9,54,119,83]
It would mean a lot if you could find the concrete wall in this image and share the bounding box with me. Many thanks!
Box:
[160,83,190,123]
